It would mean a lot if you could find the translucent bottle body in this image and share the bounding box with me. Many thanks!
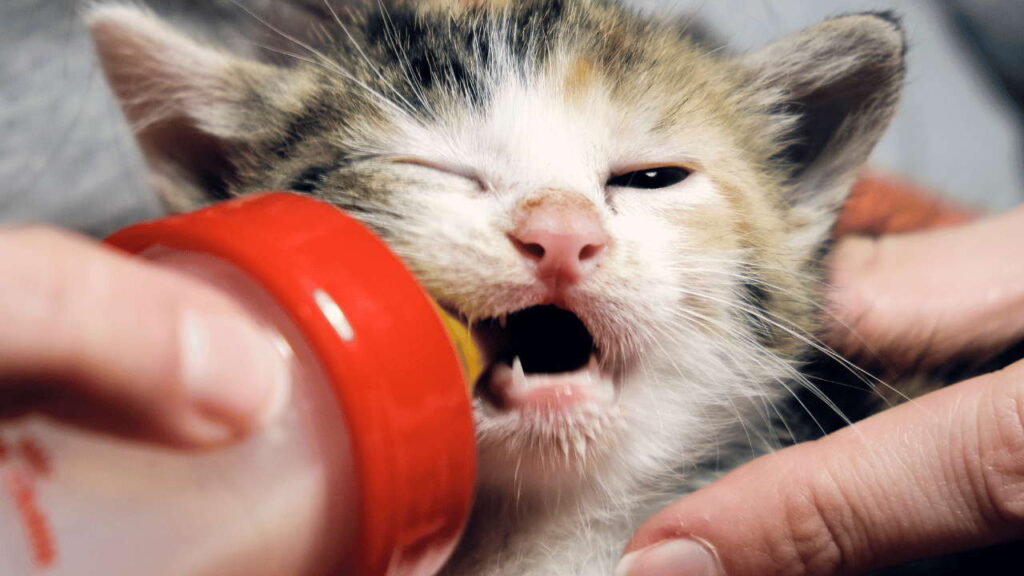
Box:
[0,249,357,576]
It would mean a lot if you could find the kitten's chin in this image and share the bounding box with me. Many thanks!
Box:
[473,399,625,496]
[472,352,626,497]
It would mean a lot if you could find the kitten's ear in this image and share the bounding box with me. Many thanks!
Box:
[744,13,905,218]
[87,5,303,211]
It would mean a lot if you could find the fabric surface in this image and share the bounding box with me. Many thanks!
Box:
[836,169,977,237]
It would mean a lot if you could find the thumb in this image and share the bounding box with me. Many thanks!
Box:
[618,360,1024,576]
[0,227,290,446]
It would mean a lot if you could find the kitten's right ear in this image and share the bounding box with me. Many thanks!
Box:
[87,5,305,211]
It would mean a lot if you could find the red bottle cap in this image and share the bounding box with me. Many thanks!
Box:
[106,192,476,576]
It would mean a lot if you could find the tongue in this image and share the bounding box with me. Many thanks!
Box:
[488,356,614,411]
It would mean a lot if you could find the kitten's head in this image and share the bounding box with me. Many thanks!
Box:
[90,1,904,502]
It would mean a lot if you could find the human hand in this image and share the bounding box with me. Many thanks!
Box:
[0,226,289,447]
[828,205,1024,370]
[618,358,1024,576]
[616,206,1024,575]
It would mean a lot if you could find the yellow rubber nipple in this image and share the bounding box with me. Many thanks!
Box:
[436,307,484,390]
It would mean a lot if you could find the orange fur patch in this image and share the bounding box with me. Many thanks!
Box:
[564,58,597,103]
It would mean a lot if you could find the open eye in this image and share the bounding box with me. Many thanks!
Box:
[607,167,690,190]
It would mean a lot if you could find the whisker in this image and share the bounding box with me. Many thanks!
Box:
[373,0,438,117]
[320,0,421,114]
[663,304,831,439]
[661,281,926,457]
[668,253,892,371]
[228,0,411,119]
[664,263,907,405]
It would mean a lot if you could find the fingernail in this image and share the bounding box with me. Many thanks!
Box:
[179,411,235,446]
[616,539,721,576]
[181,310,292,438]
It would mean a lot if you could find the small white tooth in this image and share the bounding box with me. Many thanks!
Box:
[512,356,528,388]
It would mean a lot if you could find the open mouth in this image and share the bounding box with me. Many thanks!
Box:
[468,305,616,412]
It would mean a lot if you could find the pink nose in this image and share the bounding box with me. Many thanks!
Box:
[509,201,609,285]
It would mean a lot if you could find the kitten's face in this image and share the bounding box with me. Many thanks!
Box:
[90,0,905,501]
[242,2,804,495]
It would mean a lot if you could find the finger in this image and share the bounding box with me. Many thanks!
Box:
[619,359,1024,576]
[0,226,290,446]
[827,205,1024,366]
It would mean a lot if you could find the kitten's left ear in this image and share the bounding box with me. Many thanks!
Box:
[87,5,307,211]
[743,12,905,222]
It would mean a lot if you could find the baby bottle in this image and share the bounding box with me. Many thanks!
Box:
[0,192,479,576]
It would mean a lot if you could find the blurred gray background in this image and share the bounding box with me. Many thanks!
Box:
[2,0,1022,235]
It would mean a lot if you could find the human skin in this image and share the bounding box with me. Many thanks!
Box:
[0,226,289,446]
[618,205,1024,576]
[829,205,1024,369]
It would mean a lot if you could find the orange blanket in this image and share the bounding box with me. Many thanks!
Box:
[836,170,976,237]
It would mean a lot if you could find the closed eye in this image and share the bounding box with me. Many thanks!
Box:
[607,166,690,190]
[390,157,487,190]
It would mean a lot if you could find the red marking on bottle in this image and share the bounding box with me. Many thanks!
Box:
[18,437,52,477]
[6,467,57,568]
[0,437,8,462]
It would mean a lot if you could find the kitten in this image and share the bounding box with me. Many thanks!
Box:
[86,1,905,574]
